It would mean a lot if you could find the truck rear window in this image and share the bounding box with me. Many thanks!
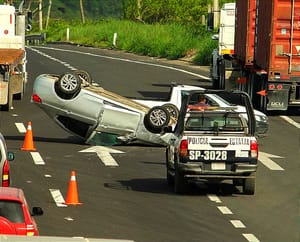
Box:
[185,116,244,132]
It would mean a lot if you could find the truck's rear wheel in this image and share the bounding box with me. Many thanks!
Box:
[174,167,187,194]
[243,177,255,195]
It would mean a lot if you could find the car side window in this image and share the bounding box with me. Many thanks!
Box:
[0,201,25,223]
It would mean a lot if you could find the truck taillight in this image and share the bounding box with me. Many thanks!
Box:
[2,159,10,187]
[32,94,42,103]
[250,140,258,158]
[179,139,188,157]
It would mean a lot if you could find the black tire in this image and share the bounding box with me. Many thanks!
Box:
[166,167,174,186]
[243,177,255,195]
[74,70,92,84]
[174,166,187,194]
[144,106,170,133]
[57,72,82,95]
[162,103,179,119]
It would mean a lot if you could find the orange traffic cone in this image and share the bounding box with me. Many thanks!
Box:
[21,121,36,151]
[64,171,82,205]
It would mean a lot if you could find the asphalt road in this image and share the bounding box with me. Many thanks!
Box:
[0,44,299,242]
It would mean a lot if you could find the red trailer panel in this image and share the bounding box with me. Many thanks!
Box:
[255,0,300,79]
[234,0,256,66]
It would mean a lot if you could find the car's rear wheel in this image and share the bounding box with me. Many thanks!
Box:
[162,103,179,119]
[144,106,170,133]
[57,72,82,95]
[74,70,92,85]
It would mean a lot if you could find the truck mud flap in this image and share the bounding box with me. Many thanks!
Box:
[267,84,289,111]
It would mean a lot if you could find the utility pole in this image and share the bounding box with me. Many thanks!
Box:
[38,0,43,31]
[137,0,141,21]
[79,0,85,24]
[45,0,52,29]
[213,0,219,29]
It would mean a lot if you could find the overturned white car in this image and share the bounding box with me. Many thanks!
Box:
[31,70,175,145]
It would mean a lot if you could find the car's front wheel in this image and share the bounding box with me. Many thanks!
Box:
[144,106,170,133]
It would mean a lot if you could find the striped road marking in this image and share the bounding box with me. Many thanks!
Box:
[49,189,67,207]
[217,206,233,214]
[243,233,260,242]
[207,194,222,203]
[30,152,45,165]
[15,122,26,133]
[230,220,246,228]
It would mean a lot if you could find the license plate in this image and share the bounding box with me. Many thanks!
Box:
[211,162,226,170]
[189,150,229,161]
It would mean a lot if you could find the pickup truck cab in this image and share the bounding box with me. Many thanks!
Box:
[165,90,258,195]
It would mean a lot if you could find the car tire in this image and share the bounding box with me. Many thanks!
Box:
[74,70,92,84]
[162,103,179,119]
[57,72,82,95]
[143,106,170,133]
[243,177,255,195]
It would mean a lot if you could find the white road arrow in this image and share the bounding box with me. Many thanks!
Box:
[259,152,284,171]
[79,146,124,167]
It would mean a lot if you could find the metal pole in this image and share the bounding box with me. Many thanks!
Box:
[213,0,219,29]
[39,0,43,31]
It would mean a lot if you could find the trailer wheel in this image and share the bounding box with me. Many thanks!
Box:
[74,70,92,85]
[162,103,179,119]
[143,106,170,133]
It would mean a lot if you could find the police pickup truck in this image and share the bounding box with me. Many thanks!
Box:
[165,90,258,195]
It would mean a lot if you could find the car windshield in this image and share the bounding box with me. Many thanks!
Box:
[0,200,24,223]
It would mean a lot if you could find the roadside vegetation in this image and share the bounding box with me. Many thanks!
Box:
[45,19,216,65]
[19,0,235,65]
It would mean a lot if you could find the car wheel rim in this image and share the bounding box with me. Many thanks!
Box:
[61,74,78,92]
[149,109,167,126]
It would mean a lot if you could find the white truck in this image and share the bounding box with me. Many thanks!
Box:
[0,3,27,111]
[210,2,237,90]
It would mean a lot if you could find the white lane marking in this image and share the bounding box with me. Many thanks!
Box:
[49,189,67,207]
[28,46,210,80]
[217,206,233,214]
[230,220,246,228]
[207,194,222,203]
[30,152,45,165]
[280,115,300,129]
[259,152,284,171]
[15,122,26,133]
[243,233,260,242]
[80,146,124,167]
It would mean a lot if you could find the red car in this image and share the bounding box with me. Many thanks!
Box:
[0,187,43,236]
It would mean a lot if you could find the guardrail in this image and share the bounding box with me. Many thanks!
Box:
[25,33,46,45]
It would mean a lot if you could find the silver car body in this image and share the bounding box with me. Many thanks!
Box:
[32,74,171,145]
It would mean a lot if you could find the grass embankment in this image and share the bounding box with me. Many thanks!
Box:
[44,19,217,65]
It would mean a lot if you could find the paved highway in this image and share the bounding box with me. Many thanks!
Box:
[0,44,299,242]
